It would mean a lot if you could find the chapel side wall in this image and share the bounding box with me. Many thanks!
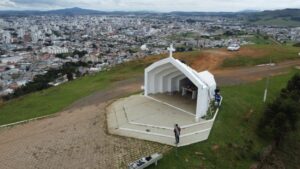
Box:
[173,75,185,91]
[144,69,148,96]
[158,68,177,93]
[166,72,182,92]
[195,88,210,121]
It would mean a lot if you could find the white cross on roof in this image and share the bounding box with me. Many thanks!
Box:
[167,44,175,58]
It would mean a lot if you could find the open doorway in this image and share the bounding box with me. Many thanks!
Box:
[149,77,197,115]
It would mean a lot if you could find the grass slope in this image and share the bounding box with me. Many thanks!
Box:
[149,69,300,169]
[0,60,146,125]
[247,9,300,27]
[222,44,300,67]
[253,18,300,27]
[0,51,203,126]
[246,35,276,45]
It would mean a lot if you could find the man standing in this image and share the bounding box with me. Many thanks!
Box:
[214,89,222,106]
[174,124,181,145]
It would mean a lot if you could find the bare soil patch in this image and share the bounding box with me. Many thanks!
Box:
[191,49,232,71]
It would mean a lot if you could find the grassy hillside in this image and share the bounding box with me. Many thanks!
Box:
[245,35,278,45]
[0,49,208,126]
[0,60,147,125]
[253,18,300,27]
[149,69,300,169]
[1,43,299,125]
[247,9,300,27]
[222,44,300,67]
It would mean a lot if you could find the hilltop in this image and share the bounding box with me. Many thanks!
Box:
[0,43,299,168]
[1,44,300,125]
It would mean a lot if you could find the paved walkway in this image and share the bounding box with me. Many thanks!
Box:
[107,95,216,147]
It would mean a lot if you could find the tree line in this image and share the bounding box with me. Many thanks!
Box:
[55,50,88,59]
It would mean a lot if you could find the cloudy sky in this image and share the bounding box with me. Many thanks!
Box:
[0,0,299,12]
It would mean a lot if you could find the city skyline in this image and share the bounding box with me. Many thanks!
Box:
[0,0,300,12]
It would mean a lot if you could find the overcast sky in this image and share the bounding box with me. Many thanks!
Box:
[0,0,299,12]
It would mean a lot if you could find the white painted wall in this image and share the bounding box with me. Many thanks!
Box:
[144,57,215,121]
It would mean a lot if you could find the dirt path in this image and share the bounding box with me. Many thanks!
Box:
[0,59,299,169]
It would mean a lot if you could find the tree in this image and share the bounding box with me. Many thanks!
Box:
[292,42,300,47]
[72,50,87,58]
[263,35,269,40]
[258,74,300,146]
[26,46,33,51]
[176,46,186,52]
[55,53,69,59]
[67,73,73,81]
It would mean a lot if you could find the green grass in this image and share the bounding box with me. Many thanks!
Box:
[0,60,147,125]
[246,35,275,45]
[222,44,300,67]
[149,69,300,169]
[254,17,300,27]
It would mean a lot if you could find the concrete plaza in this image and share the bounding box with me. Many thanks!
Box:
[107,94,218,147]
